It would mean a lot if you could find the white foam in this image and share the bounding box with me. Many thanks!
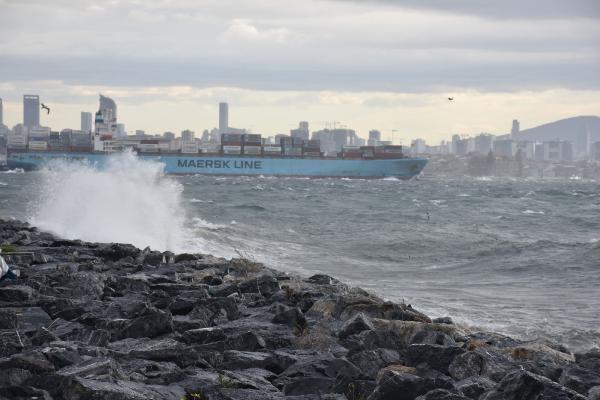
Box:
[522,209,545,215]
[2,168,24,174]
[29,151,194,252]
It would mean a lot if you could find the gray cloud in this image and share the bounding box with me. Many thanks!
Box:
[338,0,600,20]
[0,0,599,93]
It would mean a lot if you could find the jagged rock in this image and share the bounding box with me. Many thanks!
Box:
[0,386,53,400]
[108,338,207,368]
[367,370,426,400]
[0,350,55,373]
[110,308,173,340]
[339,312,375,339]
[121,359,185,385]
[454,376,495,398]
[432,317,454,325]
[226,331,267,351]
[576,349,600,372]
[407,344,465,375]
[0,309,17,329]
[56,357,125,380]
[410,330,456,346]
[0,368,32,387]
[182,327,227,344]
[415,389,470,400]
[348,348,402,379]
[221,351,277,371]
[589,386,600,400]
[306,274,340,285]
[64,377,186,399]
[481,370,587,399]
[174,253,199,263]
[559,365,600,395]
[0,330,28,357]
[272,306,307,329]
[239,275,280,297]
[95,243,141,261]
[448,348,517,382]
[0,285,34,302]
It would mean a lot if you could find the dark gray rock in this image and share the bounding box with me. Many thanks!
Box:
[480,370,586,400]
[348,348,402,379]
[449,348,517,382]
[226,331,267,351]
[367,371,426,400]
[432,317,454,325]
[0,285,34,302]
[95,243,140,261]
[407,344,466,375]
[182,327,226,344]
[0,386,53,400]
[415,389,470,400]
[272,307,307,330]
[0,368,32,387]
[64,377,186,399]
[559,365,600,395]
[0,350,55,374]
[110,308,173,340]
[589,386,600,400]
[576,349,600,372]
[121,359,185,385]
[338,312,375,339]
[454,376,495,399]
[239,275,280,297]
[307,274,340,285]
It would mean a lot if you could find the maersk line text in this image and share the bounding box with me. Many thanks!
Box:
[177,159,263,169]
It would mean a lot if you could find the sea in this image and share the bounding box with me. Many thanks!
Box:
[0,153,598,352]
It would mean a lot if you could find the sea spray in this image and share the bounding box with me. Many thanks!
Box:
[30,151,192,252]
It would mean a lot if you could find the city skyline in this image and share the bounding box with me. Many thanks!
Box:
[1,0,599,142]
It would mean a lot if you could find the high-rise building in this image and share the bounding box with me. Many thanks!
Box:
[81,112,93,133]
[0,98,3,126]
[181,130,195,143]
[219,102,229,133]
[291,121,309,140]
[116,124,125,137]
[94,95,118,136]
[511,119,520,138]
[23,95,40,128]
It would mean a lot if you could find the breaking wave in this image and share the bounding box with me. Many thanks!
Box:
[30,151,192,252]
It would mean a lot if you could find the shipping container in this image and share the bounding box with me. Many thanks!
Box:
[139,143,159,152]
[70,146,93,152]
[243,134,262,143]
[222,133,243,142]
[28,141,48,151]
[302,152,322,158]
[242,145,261,155]
[181,143,199,154]
[262,146,282,154]
[221,141,243,146]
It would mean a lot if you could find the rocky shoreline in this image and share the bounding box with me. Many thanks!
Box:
[0,219,599,400]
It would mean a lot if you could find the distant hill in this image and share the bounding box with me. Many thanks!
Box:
[514,115,600,155]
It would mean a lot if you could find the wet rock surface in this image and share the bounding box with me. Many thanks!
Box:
[0,219,598,399]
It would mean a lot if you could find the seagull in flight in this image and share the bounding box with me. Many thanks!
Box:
[41,103,50,114]
[448,97,454,101]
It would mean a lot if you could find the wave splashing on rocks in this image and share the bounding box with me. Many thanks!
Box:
[30,151,190,252]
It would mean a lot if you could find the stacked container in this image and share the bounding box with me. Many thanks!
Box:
[341,146,362,159]
[281,136,303,156]
[374,145,404,159]
[221,133,243,155]
[181,142,199,154]
[242,134,262,155]
[139,140,159,153]
[360,146,375,159]
[302,140,321,158]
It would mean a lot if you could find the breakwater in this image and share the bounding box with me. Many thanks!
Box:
[0,219,599,400]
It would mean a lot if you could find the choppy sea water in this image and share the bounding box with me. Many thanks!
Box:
[1,159,599,352]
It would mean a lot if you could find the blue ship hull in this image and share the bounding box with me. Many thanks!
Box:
[6,151,427,179]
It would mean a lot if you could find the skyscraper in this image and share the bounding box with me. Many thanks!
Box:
[81,112,93,133]
[219,102,229,133]
[0,98,3,126]
[511,119,520,138]
[23,95,40,128]
[94,95,118,136]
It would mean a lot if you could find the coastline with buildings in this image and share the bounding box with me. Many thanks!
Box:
[0,93,599,179]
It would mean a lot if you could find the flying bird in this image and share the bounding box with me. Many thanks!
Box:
[448,97,454,101]
[41,103,50,114]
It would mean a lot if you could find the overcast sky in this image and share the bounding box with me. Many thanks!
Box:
[1,0,599,142]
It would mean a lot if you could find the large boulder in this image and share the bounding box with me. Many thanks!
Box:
[449,348,517,382]
[110,308,173,340]
[559,365,600,395]
[338,312,375,339]
[480,370,586,400]
[406,344,465,375]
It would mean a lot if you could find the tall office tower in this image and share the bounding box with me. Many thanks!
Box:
[23,95,40,128]
[95,95,118,136]
[511,119,520,138]
[81,112,93,133]
[219,102,229,133]
[291,121,310,140]
[0,98,3,126]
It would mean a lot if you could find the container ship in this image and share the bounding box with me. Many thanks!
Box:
[6,132,427,179]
